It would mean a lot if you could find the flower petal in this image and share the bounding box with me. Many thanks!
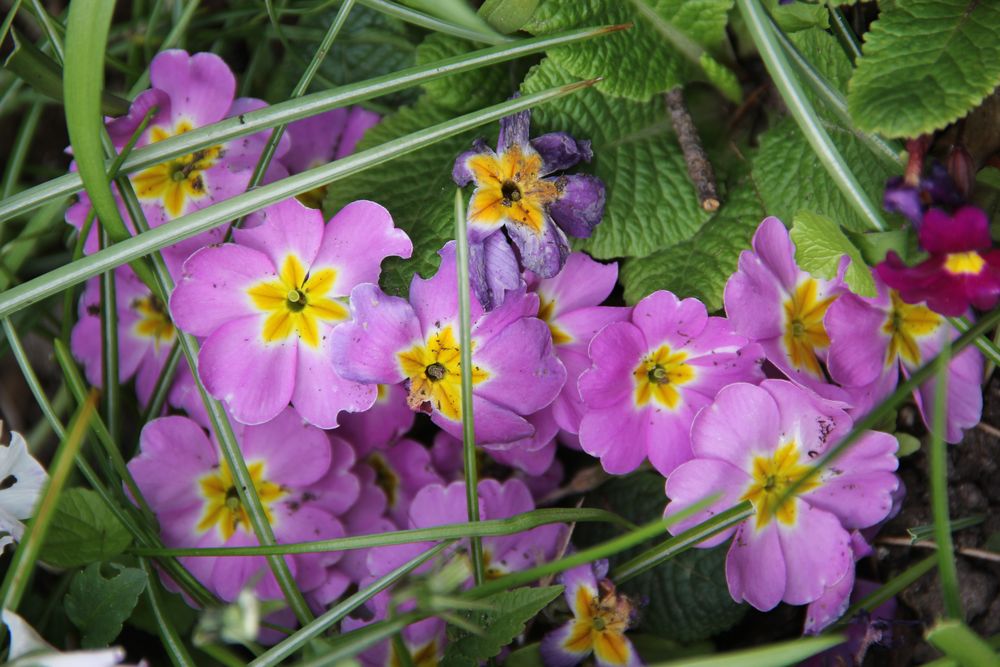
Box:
[776,504,853,605]
[292,329,378,429]
[665,458,749,547]
[332,283,422,384]
[689,382,781,467]
[233,198,325,272]
[726,522,786,611]
[150,50,235,126]
[547,174,605,239]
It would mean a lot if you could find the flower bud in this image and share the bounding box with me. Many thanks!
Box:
[946,144,976,198]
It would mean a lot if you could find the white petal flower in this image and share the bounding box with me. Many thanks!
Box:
[3,609,129,667]
[0,431,48,549]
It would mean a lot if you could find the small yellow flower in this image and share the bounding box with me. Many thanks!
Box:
[197,460,284,541]
[882,290,940,366]
[465,144,560,234]
[632,344,696,409]
[782,278,836,377]
[131,121,223,217]
[741,441,820,529]
[396,326,488,420]
[130,294,175,351]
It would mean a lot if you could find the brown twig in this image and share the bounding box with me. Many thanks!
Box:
[665,87,720,212]
[877,536,1000,563]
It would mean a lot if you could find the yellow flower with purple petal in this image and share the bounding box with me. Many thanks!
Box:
[453,106,606,309]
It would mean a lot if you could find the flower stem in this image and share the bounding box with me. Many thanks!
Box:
[454,189,486,586]
[930,341,963,619]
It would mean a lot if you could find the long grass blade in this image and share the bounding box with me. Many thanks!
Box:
[139,558,197,667]
[357,0,509,44]
[929,341,962,618]
[650,635,845,667]
[0,80,597,318]
[0,25,622,225]
[836,554,936,629]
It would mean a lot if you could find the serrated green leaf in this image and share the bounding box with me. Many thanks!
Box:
[522,58,710,259]
[415,33,509,112]
[324,99,490,295]
[441,586,563,667]
[771,1,829,32]
[699,52,742,104]
[847,0,1000,138]
[576,473,745,641]
[754,117,895,233]
[523,0,732,101]
[65,563,148,648]
[479,0,540,34]
[620,179,765,309]
[790,210,876,297]
[39,488,133,568]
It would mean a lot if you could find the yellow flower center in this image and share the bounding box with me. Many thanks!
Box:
[537,295,572,345]
[563,583,634,666]
[131,294,175,351]
[465,144,560,235]
[943,251,986,275]
[131,121,223,217]
[246,255,347,348]
[196,460,285,541]
[632,344,695,409]
[740,441,819,529]
[782,278,836,378]
[396,326,489,421]
[882,290,941,366]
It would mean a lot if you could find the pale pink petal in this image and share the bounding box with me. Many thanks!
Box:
[331,284,422,384]
[726,522,786,611]
[292,329,378,429]
[665,458,748,547]
[233,198,325,271]
[776,504,853,605]
[150,50,235,126]
[689,382,780,468]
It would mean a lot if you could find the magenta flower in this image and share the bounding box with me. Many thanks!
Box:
[170,197,412,427]
[364,437,446,527]
[724,217,848,400]
[826,275,984,443]
[578,290,763,476]
[664,380,899,611]
[344,597,446,667]
[66,50,289,262]
[128,411,354,603]
[540,560,640,667]
[337,383,415,456]
[331,242,566,447]
[876,206,1000,316]
[527,253,630,435]
[453,106,605,308]
[71,266,177,407]
[367,479,563,581]
[282,107,380,209]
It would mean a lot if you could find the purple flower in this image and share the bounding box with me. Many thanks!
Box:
[826,274,984,443]
[876,206,1000,316]
[331,242,566,447]
[337,383,415,456]
[883,163,963,226]
[367,479,564,581]
[365,437,446,527]
[66,50,289,263]
[802,580,898,666]
[344,597,445,667]
[578,290,763,476]
[71,266,177,408]
[540,560,640,667]
[527,253,631,435]
[453,106,605,309]
[128,411,355,603]
[664,380,899,611]
[282,107,380,209]
[169,198,412,427]
[724,217,849,400]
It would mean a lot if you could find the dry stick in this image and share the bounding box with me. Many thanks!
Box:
[664,87,720,212]
[878,536,1000,564]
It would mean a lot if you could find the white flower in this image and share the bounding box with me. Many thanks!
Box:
[3,609,130,667]
[0,431,48,553]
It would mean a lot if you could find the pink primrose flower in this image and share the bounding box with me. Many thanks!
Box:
[578,290,764,476]
[826,273,984,443]
[330,242,566,447]
[664,380,899,611]
[128,411,356,603]
[169,197,412,427]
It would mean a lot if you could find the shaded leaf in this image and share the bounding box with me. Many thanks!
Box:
[65,563,148,648]
[791,210,876,297]
[415,33,510,113]
[39,488,132,568]
[442,586,563,667]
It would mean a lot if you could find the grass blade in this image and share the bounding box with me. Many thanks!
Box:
[650,635,845,667]
[836,554,936,628]
[454,189,485,585]
[139,558,197,667]
[0,80,598,318]
[358,0,509,44]
[0,25,621,225]
[929,341,962,619]
[736,0,887,231]
[925,620,1000,667]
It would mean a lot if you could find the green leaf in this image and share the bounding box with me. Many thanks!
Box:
[753,117,896,233]
[576,472,746,641]
[771,1,828,32]
[65,563,148,648]
[39,488,133,568]
[441,586,564,667]
[415,33,510,112]
[895,432,921,457]
[522,58,711,259]
[847,0,1000,138]
[479,0,541,34]
[620,178,765,309]
[790,210,876,297]
[524,0,732,101]
[699,52,742,104]
[324,98,487,296]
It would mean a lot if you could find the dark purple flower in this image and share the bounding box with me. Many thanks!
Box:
[876,206,1000,316]
[453,104,606,309]
[883,164,963,226]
